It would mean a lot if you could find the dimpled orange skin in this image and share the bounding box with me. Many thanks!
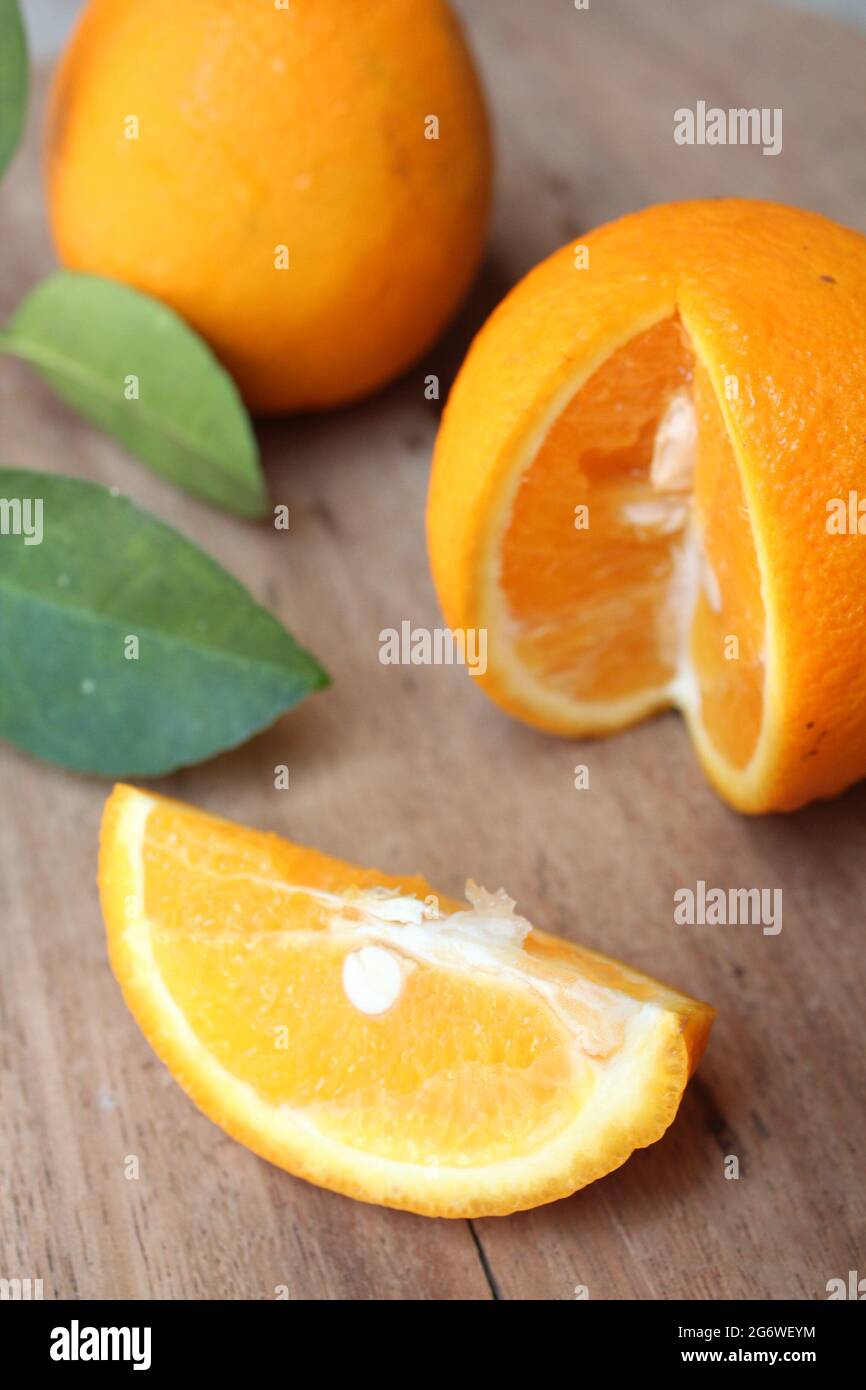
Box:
[46,0,491,413]
[427,199,866,813]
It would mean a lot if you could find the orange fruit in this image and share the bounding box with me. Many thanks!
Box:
[427,199,866,814]
[99,785,714,1217]
[46,0,491,413]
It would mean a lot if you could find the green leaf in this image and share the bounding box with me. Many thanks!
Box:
[0,273,268,518]
[0,469,329,775]
[0,0,27,179]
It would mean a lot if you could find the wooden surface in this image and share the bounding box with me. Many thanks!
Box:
[2,0,866,1301]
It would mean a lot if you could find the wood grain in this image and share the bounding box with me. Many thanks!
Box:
[2,0,865,1299]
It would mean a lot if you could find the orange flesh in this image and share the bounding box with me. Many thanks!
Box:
[689,358,766,769]
[499,315,766,768]
[143,802,593,1166]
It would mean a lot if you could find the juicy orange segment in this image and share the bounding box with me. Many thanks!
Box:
[427,199,866,812]
[502,316,696,708]
[99,785,714,1217]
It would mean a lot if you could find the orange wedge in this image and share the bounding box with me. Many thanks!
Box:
[99,785,714,1217]
[427,199,866,813]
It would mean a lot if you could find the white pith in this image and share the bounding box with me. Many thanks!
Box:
[649,387,698,492]
[329,881,641,1056]
[645,392,727,703]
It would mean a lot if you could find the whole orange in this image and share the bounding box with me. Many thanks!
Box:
[46,0,491,412]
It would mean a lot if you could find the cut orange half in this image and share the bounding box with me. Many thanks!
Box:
[427,199,866,813]
[99,785,714,1218]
